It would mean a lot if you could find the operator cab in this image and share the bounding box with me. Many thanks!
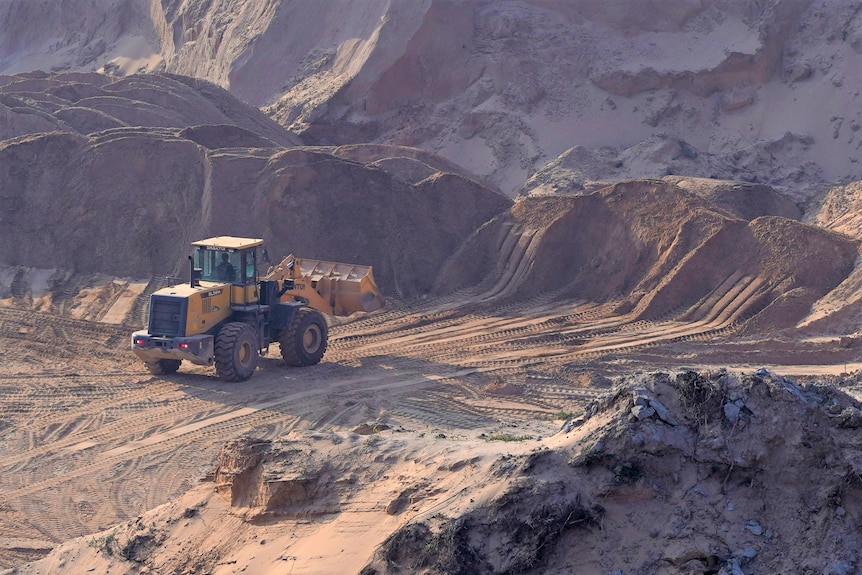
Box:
[192,236,264,286]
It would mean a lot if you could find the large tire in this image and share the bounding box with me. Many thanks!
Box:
[279,308,328,367]
[215,322,259,381]
[144,359,181,375]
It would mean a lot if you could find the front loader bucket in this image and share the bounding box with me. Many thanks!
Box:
[295,258,385,316]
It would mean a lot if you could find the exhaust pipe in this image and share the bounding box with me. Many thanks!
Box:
[189,256,202,288]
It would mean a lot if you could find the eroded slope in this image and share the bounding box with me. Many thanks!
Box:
[13,369,861,574]
[0,72,510,301]
[4,2,862,195]
[435,179,860,335]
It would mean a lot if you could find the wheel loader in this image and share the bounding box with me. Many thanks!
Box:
[131,236,384,381]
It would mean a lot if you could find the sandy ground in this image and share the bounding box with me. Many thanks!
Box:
[0,282,860,573]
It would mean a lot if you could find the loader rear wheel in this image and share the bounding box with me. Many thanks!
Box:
[280,308,328,367]
[215,322,259,381]
[144,359,181,375]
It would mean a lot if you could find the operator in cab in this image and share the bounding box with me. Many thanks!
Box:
[216,252,236,282]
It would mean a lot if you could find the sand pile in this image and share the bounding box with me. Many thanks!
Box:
[434,179,860,334]
[0,72,510,301]
[2,69,862,341]
[12,369,860,574]
[793,181,862,334]
[3,2,862,196]
[0,71,298,144]
[364,369,862,574]
[4,3,862,573]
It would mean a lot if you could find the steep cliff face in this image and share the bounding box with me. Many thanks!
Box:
[148,0,403,107]
[3,1,862,196]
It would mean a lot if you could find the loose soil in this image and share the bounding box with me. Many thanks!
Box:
[0,277,860,573]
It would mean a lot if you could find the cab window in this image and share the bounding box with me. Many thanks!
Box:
[241,249,258,284]
[196,248,239,283]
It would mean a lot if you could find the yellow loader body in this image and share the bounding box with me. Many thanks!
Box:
[131,237,385,380]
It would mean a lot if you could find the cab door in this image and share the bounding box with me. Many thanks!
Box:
[231,247,260,305]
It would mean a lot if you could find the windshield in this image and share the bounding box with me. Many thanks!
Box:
[194,246,259,285]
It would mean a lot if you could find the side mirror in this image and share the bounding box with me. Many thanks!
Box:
[261,247,270,263]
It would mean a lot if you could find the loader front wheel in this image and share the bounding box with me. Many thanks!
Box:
[215,322,259,381]
[280,308,328,367]
[144,359,181,375]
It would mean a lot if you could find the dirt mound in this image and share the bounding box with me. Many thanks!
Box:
[663,176,803,222]
[810,180,862,240]
[35,369,858,574]
[519,137,718,197]
[178,124,280,150]
[519,132,828,204]
[435,179,859,333]
[0,72,510,300]
[331,143,493,188]
[362,477,600,575]
[5,2,862,196]
[794,181,862,333]
[0,71,299,145]
[360,369,862,574]
[209,437,340,520]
